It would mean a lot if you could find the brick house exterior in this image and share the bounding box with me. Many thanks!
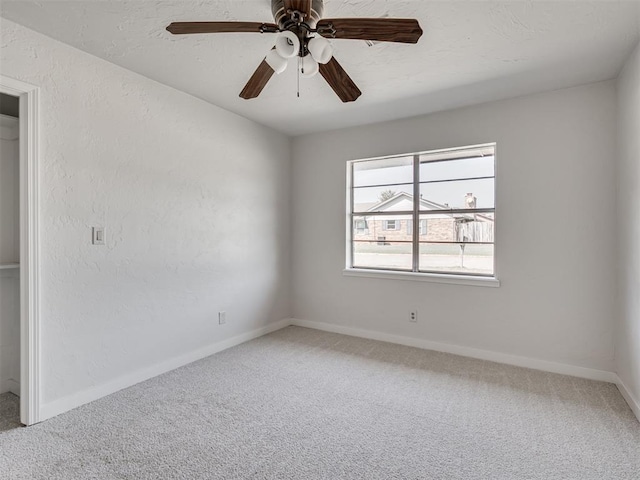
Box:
[353,192,493,244]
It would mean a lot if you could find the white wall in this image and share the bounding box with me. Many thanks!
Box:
[0,114,20,396]
[292,81,617,372]
[0,19,291,415]
[616,42,640,411]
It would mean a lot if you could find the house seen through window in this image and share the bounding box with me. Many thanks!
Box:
[347,144,496,277]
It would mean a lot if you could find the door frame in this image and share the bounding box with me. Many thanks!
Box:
[0,75,41,425]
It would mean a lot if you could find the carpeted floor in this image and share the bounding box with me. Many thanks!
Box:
[0,326,638,479]
[0,392,20,433]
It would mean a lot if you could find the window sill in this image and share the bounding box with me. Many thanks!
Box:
[343,268,500,287]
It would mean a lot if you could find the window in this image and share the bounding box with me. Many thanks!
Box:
[408,219,427,235]
[383,219,399,230]
[347,144,495,277]
[419,219,428,236]
[354,218,368,235]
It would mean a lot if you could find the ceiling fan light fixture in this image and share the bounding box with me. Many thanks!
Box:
[275,30,300,58]
[265,48,288,74]
[308,36,333,64]
[300,55,319,78]
[166,0,423,102]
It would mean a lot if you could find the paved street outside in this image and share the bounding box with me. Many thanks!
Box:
[354,250,493,275]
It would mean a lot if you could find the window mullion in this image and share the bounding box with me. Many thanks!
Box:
[349,163,355,268]
[354,210,414,216]
[412,154,420,272]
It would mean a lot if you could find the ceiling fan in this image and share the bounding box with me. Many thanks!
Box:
[166,0,423,102]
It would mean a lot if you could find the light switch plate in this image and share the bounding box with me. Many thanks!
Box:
[92,227,105,245]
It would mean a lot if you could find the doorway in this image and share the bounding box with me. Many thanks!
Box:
[0,76,41,426]
[0,92,20,430]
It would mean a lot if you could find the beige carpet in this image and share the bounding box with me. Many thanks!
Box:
[0,326,638,479]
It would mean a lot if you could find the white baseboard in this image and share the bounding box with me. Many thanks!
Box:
[615,376,640,423]
[36,318,639,425]
[289,318,618,384]
[39,319,292,422]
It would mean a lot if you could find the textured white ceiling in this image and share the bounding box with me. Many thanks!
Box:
[1,1,639,135]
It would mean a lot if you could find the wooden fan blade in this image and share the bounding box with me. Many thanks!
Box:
[166,22,278,35]
[239,59,275,100]
[316,18,423,44]
[283,0,312,18]
[319,57,362,103]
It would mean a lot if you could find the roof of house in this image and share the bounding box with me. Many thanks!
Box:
[366,191,448,212]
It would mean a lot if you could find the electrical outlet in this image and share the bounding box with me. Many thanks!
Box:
[409,310,418,322]
[218,311,226,325]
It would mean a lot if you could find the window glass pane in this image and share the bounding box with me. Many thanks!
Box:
[353,241,412,271]
[419,178,494,210]
[418,214,494,242]
[419,155,494,182]
[419,243,494,276]
[353,156,413,187]
[353,184,413,212]
[352,214,412,241]
[348,144,496,279]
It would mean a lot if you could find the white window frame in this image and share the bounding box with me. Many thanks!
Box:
[345,143,499,287]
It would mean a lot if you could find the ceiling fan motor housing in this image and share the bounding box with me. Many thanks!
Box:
[271,0,324,29]
[271,0,325,58]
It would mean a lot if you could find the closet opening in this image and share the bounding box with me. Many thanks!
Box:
[0,92,21,430]
[0,76,40,427]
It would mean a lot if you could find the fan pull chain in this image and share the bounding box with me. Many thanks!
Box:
[297,57,301,98]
